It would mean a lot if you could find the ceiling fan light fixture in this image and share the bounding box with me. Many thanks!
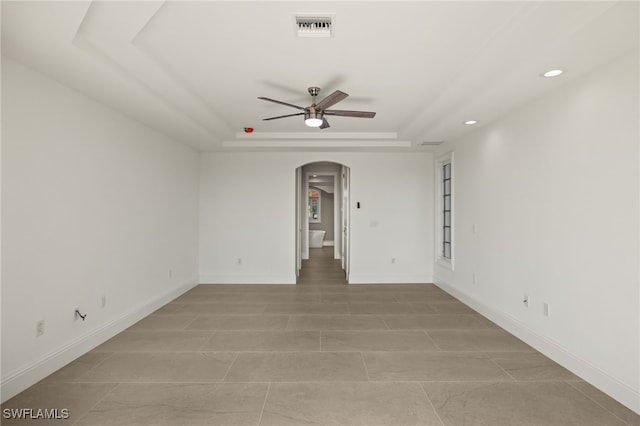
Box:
[305,111,323,127]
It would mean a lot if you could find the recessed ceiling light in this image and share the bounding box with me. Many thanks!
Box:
[542,69,564,78]
[464,120,478,125]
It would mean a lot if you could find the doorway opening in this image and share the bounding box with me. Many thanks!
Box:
[295,161,350,284]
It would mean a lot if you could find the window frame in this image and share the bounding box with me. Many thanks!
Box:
[435,152,454,270]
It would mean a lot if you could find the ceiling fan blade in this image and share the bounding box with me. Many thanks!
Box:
[324,109,376,118]
[315,90,349,110]
[263,112,305,121]
[319,117,330,129]
[258,97,305,111]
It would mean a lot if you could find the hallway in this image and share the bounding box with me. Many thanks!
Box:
[297,246,347,285]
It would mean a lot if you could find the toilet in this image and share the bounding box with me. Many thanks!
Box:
[309,230,326,248]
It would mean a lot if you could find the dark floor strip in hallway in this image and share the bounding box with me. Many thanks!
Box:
[297,246,347,285]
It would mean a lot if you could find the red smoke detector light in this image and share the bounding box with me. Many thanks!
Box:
[244,127,254,133]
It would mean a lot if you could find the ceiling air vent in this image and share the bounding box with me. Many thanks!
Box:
[294,15,334,38]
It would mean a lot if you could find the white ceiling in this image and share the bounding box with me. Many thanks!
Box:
[2,1,638,152]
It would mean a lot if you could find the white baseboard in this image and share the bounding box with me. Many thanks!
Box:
[199,274,296,284]
[348,274,433,284]
[434,278,640,415]
[0,278,198,403]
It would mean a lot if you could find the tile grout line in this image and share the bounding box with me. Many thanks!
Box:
[418,382,446,426]
[381,317,391,330]
[284,315,292,331]
[422,330,444,351]
[360,352,372,382]
[220,352,240,383]
[69,352,117,383]
[256,382,272,426]
[183,313,203,330]
[196,330,216,352]
[69,382,122,426]
[564,380,632,425]
[483,352,518,382]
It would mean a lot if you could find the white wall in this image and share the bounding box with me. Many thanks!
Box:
[1,58,200,402]
[434,51,639,413]
[199,152,434,284]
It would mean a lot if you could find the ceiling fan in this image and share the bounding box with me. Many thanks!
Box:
[258,87,376,129]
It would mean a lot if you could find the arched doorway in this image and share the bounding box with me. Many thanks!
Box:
[295,161,350,283]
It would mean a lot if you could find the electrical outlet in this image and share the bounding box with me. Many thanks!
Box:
[36,320,45,337]
[523,294,529,308]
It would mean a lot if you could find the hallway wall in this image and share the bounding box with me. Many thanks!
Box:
[199,152,434,284]
[434,51,640,412]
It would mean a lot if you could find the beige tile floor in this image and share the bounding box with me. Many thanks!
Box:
[3,247,639,425]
